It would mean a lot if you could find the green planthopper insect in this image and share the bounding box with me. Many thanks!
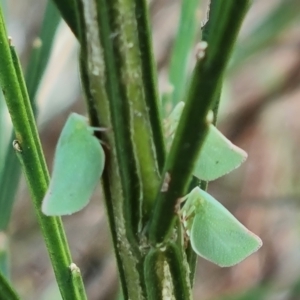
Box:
[180,187,262,267]
[42,113,105,216]
[193,123,247,181]
[165,102,248,181]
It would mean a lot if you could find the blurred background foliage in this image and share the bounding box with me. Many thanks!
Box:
[1,0,300,299]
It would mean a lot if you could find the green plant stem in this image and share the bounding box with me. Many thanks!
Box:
[0,9,87,300]
[0,140,21,230]
[9,47,49,178]
[149,0,251,244]
[165,243,192,299]
[69,264,88,300]
[0,233,9,278]
[94,0,163,219]
[0,0,61,231]
[166,0,200,114]
[77,0,149,298]
[143,249,164,299]
[76,0,168,297]
[0,271,20,300]
[0,4,61,286]
[134,0,166,172]
[26,0,61,105]
[144,244,192,300]
[231,0,300,72]
[51,0,78,37]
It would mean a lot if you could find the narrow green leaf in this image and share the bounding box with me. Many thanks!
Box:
[0,269,20,300]
[231,0,300,71]
[26,0,61,105]
[165,0,201,113]
[164,101,185,146]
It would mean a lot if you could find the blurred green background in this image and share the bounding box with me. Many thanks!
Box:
[1,0,300,299]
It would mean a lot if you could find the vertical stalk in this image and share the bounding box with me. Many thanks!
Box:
[0,8,87,299]
[149,0,252,244]
[0,271,20,300]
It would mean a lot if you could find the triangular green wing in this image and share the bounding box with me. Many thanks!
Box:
[189,188,262,267]
[42,113,105,216]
